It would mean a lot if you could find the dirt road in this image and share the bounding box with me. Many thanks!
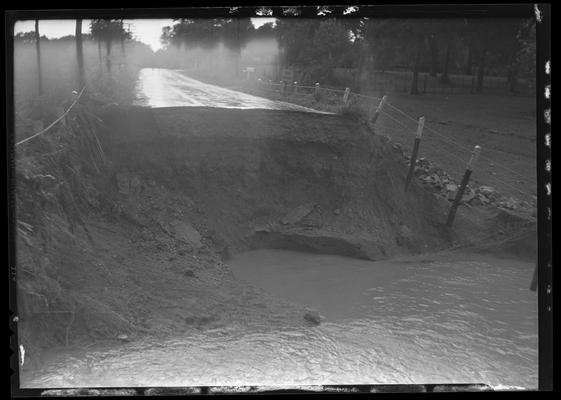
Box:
[133,68,333,114]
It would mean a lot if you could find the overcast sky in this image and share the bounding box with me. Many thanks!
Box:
[14,18,277,51]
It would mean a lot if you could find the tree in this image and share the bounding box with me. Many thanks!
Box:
[428,34,439,77]
[215,18,255,77]
[464,19,520,93]
[76,19,85,88]
[365,19,431,95]
[35,20,43,95]
[514,18,536,76]
[90,19,131,73]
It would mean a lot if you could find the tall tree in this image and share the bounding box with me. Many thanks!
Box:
[35,20,43,95]
[90,19,131,73]
[75,19,85,88]
[365,19,431,95]
[428,34,439,77]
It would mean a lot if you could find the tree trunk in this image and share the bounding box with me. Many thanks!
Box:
[120,19,126,58]
[106,39,112,73]
[440,41,452,84]
[98,40,102,66]
[75,19,85,88]
[35,20,43,96]
[476,48,486,93]
[464,40,474,75]
[429,35,439,77]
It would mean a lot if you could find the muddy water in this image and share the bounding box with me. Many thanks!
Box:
[21,250,537,389]
[133,68,332,114]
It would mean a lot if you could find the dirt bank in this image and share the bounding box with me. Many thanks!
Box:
[15,105,535,371]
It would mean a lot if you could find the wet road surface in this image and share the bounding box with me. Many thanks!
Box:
[134,68,333,114]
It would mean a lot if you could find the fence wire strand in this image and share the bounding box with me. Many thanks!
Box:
[16,87,86,147]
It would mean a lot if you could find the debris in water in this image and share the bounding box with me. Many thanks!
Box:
[303,310,321,325]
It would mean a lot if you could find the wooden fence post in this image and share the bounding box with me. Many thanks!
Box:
[404,116,425,192]
[446,145,481,227]
[343,87,351,105]
[370,95,387,125]
[314,82,321,101]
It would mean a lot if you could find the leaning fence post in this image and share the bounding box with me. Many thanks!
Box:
[446,145,481,227]
[404,116,425,192]
[370,95,387,126]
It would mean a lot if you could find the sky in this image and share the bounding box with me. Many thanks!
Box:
[13,18,277,51]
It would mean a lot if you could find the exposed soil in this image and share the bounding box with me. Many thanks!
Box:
[15,105,536,372]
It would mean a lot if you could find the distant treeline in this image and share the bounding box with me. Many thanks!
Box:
[158,16,536,94]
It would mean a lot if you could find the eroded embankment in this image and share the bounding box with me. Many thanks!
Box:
[100,106,455,260]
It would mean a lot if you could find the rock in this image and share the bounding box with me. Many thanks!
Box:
[477,194,490,204]
[184,269,196,278]
[414,167,425,178]
[462,190,476,203]
[446,183,458,192]
[169,221,202,248]
[117,334,129,342]
[303,310,321,325]
[281,203,316,225]
[477,186,495,195]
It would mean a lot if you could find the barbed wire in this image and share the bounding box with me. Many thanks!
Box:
[379,109,417,134]
[16,87,86,147]
[385,99,537,185]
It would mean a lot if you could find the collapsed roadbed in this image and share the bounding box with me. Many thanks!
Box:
[15,105,536,370]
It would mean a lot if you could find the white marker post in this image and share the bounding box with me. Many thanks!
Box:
[370,95,387,126]
[343,87,351,105]
[314,82,321,101]
[404,116,425,192]
[294,81,298,94]
[447,145,481,227]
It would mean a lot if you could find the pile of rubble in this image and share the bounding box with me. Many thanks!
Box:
[389,143,536,214]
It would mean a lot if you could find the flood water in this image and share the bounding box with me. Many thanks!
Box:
[21,250,537,389]
[133,68,332,114]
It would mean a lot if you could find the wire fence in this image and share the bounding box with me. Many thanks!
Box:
[15,87,86,147]
[255,78,538,205]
